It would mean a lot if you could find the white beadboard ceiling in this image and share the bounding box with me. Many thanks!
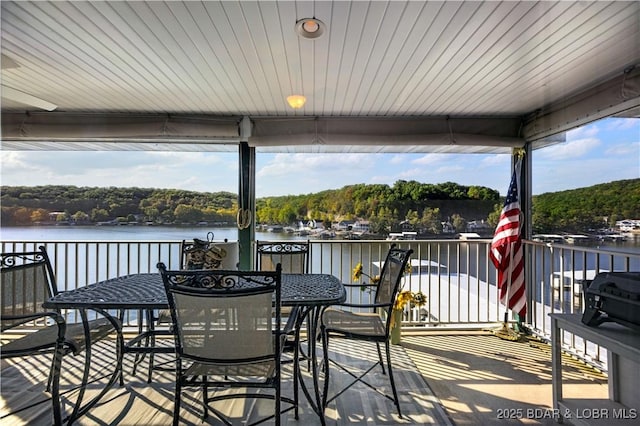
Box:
[1,0,639,153]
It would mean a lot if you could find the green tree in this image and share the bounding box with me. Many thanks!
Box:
[405,209,420,227]
[72,211,89,222]
[451,214,467,232]
[420,207,442,234]
[90,208,110,222]
[487,204,503,229]
[174,204,202,223]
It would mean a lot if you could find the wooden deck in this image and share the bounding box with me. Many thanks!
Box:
[1,331,609,425]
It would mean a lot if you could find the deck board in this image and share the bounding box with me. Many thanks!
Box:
[1,336,449,425]
[402,332,609,426]
[2,332,612,425]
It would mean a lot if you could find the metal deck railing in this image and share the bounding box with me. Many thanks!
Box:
[2,238,639,371]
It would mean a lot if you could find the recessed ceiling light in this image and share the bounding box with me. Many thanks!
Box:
[296,18,325,39]
[287,95,306,109]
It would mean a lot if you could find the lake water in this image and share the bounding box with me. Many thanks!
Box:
[0,225,296,242]
[2,225,638,335]
[1,225,639,249]
[3,225,637,285]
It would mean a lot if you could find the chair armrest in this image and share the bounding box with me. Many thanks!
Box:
[2,312,67,342]
[343,283,377,288]
[332,301,391,309]
[2,312,66,330]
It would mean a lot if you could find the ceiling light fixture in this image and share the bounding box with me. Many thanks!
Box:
[295,18,325,39]
[286,95,306,109]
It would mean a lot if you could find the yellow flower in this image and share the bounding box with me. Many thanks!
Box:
[352,263,364,281]
[391,290,428,330]
[412,291,427,307]
[393,290,428,310]
[353,263,382,291]
[394,291,414,310]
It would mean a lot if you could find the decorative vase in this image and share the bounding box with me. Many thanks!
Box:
[390,309,403,345]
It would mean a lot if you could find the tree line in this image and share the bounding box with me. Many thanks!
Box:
[256,181,499,234]
[531,178,639,233]
[2,178,637,234]
[0,186,238,226]
[1,181,499,234]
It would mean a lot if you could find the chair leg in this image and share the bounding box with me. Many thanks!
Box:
[129,309,146,382]
[321,327,330,409]
[66,334,92,424]
[46,350,56,392]
[51,342,64,426]
[376,342,386,375]
[275,372,281,426]
[293,330,300,420]
[201,375,209,419]
[173,364,181,426]
[146,309,156,383]
[384,340,402,418]
[321,335,402,417]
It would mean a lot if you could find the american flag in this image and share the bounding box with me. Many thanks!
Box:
[490,159,526,317]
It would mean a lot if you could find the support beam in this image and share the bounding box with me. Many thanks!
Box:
[1,112,241,147]
[249,116,525,154]
[237,117,255,270]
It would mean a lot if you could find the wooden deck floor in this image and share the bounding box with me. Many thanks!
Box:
[402,331,609,426]
[1,335,450,425]
[2,331,612,426]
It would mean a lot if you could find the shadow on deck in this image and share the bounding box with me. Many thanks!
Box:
[1,332,609,425]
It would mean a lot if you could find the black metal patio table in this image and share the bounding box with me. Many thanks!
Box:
[44,271,346,424]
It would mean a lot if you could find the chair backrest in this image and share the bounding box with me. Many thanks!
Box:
[1,246,58,331]
[255,240,310,273]
[180,238,239,270]
[374,247,413,314]
[157,263,282,364]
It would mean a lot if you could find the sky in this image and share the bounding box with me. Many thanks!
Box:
[1,117,638,197]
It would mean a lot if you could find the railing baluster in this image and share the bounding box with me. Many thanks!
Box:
[2,237,638,371]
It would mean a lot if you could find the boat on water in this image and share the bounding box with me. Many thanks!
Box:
[457,232,482,240]
[593,232,628,242]
[562,234,592,244]
[532,234,565,243]
[386,231,417,241]
[372,259,499,325]
[311,229,335,239]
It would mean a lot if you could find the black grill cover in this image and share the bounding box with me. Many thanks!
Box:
[582,272,640,332]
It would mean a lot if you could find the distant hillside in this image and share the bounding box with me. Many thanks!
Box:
[0,186,238,226]
[254,181,500,234]
[2,179,636,235]
[532,178,640,233]
[1,181,499,235]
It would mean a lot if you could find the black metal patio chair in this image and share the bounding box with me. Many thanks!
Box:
[131,237,240,382]
[0,246,121,425]
[320,246,413,417]
[256,240,310,337]
[157,262,297,426]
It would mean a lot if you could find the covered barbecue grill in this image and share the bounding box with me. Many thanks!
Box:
[582,272,640,332]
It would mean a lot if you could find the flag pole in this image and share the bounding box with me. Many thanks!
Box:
[493,243,520,341]
[491,152,525,341]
